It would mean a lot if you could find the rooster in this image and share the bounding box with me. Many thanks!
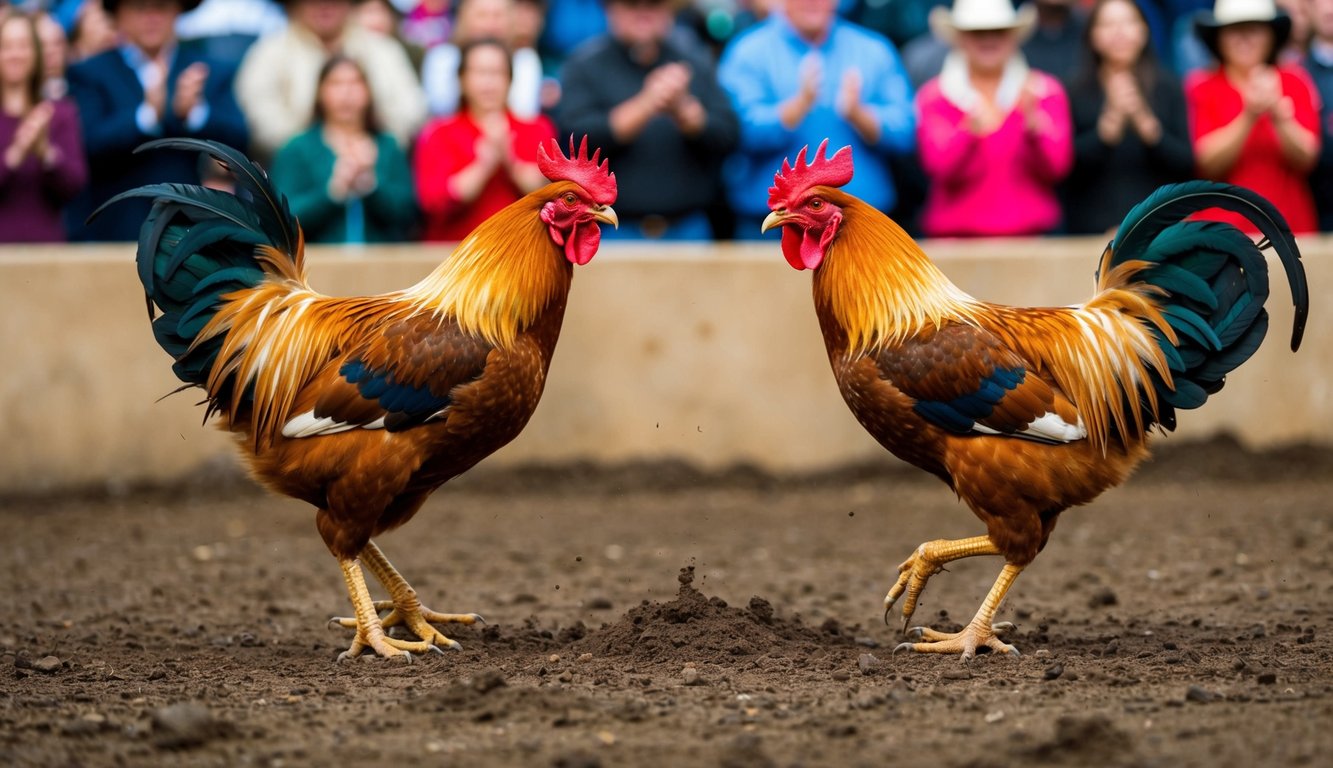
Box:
[97,137,617,660]
[762,142,1308,660]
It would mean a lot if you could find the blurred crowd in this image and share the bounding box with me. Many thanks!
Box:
[1,0,1331,244]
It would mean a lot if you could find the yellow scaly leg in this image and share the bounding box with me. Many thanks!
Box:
[894,563,1024,661]
[330,541,483,652]
[335,558,442,661]
[884,535,1002,629]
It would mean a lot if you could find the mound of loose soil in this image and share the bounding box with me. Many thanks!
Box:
[571,567,854,665]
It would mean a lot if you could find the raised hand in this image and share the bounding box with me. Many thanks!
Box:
[172,62,210,120]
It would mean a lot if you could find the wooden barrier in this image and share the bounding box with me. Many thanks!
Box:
[1,238,1325,492]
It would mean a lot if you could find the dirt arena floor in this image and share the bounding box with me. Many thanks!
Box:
[2,437,1331,767]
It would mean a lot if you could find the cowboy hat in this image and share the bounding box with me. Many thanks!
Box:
[1194,0,1292,63]
[102,0,203,12]
[929,0,1038,45]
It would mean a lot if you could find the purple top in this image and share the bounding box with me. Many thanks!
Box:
[0,98,87,243]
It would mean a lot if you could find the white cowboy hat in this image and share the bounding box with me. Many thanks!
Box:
[929,0,1038,45]
[1194,0,1291,63]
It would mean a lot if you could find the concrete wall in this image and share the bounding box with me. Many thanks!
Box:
[2,238,1326,493]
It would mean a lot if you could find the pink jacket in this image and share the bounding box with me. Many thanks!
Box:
[916,62,1072,238]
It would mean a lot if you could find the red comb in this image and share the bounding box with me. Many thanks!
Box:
[537,135,617,206]
[768,140,853,209]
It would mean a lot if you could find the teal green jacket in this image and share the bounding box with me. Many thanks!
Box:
[270,127,418,243]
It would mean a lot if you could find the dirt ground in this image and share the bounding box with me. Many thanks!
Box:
[2,436,1331,768]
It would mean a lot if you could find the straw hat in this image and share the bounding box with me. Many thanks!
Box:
[1194,0,1292,62]
[929,0,1038,45]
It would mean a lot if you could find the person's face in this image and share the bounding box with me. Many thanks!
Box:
[456,0,512,41]
[460,43,511,112]
[784,0,836,40]
[114,0,181,55]
[957,27,1019,72]
[353,0,396,37]
[1089,0,1148,69]
[0,17,38,89]
[292,0,355,43]
[605,0,674,48]
[511,1,545,48]
[1217,21,1275,68]
[36,15,67,80]
[319,60,371,126]
[1310,0,1333,41]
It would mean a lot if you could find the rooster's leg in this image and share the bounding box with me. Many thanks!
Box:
[884,535,1001,630]
[894,563,1024,661]
[331,541,483,651]
[335,558,444,661]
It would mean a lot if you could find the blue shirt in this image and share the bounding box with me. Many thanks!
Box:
[718,14,915,219]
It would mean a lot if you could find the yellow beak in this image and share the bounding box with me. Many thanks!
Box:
[761,209,788,234]
[592,205,619,229]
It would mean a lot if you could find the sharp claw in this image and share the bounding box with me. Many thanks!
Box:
[883,607,892,627]
[905,626,926,640]
[442,638,463,651]
[893,642,916,655]
[992,621,1016,634]
[471,614,487,626]
[328,618,341,630]
[427,644,446,656]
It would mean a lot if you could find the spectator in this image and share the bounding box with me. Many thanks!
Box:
[34,12,71,99]
[1307,0,1333,229]
[539,0,607,67]
[354,0,427,74]
[421,0,544,118]
[414,39,554,240]
[1022,0,1088,75]
[401,0,453,51]
[175,0,287,66]
[270,55,417,243]
[1188,0,1320,233]
[65,0,248,241]
[915,0,1072,237]
[68,0,118,62]
[236,0,426,161]
[560,0,739,239]
[1063,0,1194,234]
[719,0,915,237]
[1,8,88,242]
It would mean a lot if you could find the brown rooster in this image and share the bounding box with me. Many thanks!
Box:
[99,137,617,660]
[762,142,1307,659]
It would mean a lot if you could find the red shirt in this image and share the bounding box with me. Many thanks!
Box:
[1186,67,1322,234]
[414,111,557,242]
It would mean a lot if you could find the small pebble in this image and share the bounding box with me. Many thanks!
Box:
[831,669,851,682]
[1185,686,1220,704]
[151,702,219,748]
[1043,662,1064,681]
[984,710,1005,724]
[682,666,701,686]
[941,668,972,681]
[32,656,62,674]
[1257,671,1278,685]
[857,653,879,675]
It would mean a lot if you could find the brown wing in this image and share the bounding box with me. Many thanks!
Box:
[876,323,1085,443]
[282,313,494,438]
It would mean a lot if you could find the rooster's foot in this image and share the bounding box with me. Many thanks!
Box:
[893,621,1019,661]
[883,536,1004,630]
[330,605,481,651]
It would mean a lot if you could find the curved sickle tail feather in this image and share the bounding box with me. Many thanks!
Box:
[90,139,304,418]
[1099,181,1309,433]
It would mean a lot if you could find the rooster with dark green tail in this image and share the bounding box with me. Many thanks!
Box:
[98,137,617,661]
[763,142,1308,659]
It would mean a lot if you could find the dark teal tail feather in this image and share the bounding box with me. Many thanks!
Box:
[91,139,300,408]
[1103,181,1308,434]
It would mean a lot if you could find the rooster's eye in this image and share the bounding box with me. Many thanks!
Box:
[563,193,578,206]
[809,199,823,210]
